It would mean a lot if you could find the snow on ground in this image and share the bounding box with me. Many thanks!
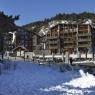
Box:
[65,70,95,88]
[41,70,95,95]
[0,61,95,95]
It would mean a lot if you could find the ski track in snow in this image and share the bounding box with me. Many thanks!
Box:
[0,61,95,95]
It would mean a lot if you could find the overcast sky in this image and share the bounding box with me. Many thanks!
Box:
[0,0,95,26]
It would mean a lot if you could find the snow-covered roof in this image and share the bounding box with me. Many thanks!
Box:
[49,20,67,28]
[13,46,28,51]
[39,26,49,36]
[84,19,92,25]
[61,20,69,24]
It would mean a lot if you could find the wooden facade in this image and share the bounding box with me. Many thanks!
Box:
[47,23,94,54]
[16,27,41,52]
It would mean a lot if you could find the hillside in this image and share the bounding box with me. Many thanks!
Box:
[23,12,95,33]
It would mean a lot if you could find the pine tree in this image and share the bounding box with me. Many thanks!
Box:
[0,11,19,59]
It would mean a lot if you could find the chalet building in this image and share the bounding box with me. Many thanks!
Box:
[16,28,29,50]
[5,27,41,54]
[16,27,41,52]
[46,24,64,54]
[46,23,95,54]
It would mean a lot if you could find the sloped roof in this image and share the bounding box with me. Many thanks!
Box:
[13,46,28,51]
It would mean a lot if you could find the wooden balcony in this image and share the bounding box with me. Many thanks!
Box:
[64,45,76,49]
[78,39,91,42]
[49,46,58,49]
[49,41,58,44]
[78,33,91,36]
[78,44,90,48]
[64,40,74,44]
[47,36,58,39]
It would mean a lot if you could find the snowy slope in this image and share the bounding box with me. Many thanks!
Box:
[0,61,95,95]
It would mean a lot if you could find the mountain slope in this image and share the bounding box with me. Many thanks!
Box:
[23,12,95,34]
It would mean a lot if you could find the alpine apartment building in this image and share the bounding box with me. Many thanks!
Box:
[47,23,94,54]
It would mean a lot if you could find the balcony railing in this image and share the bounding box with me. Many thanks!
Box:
[64,41,74,43]
[47,36,58,39]
[78,44,90,48]
[78,33,91,36]
[78,39,91,42]
[49,46,58,49]
[49,41,58,44]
